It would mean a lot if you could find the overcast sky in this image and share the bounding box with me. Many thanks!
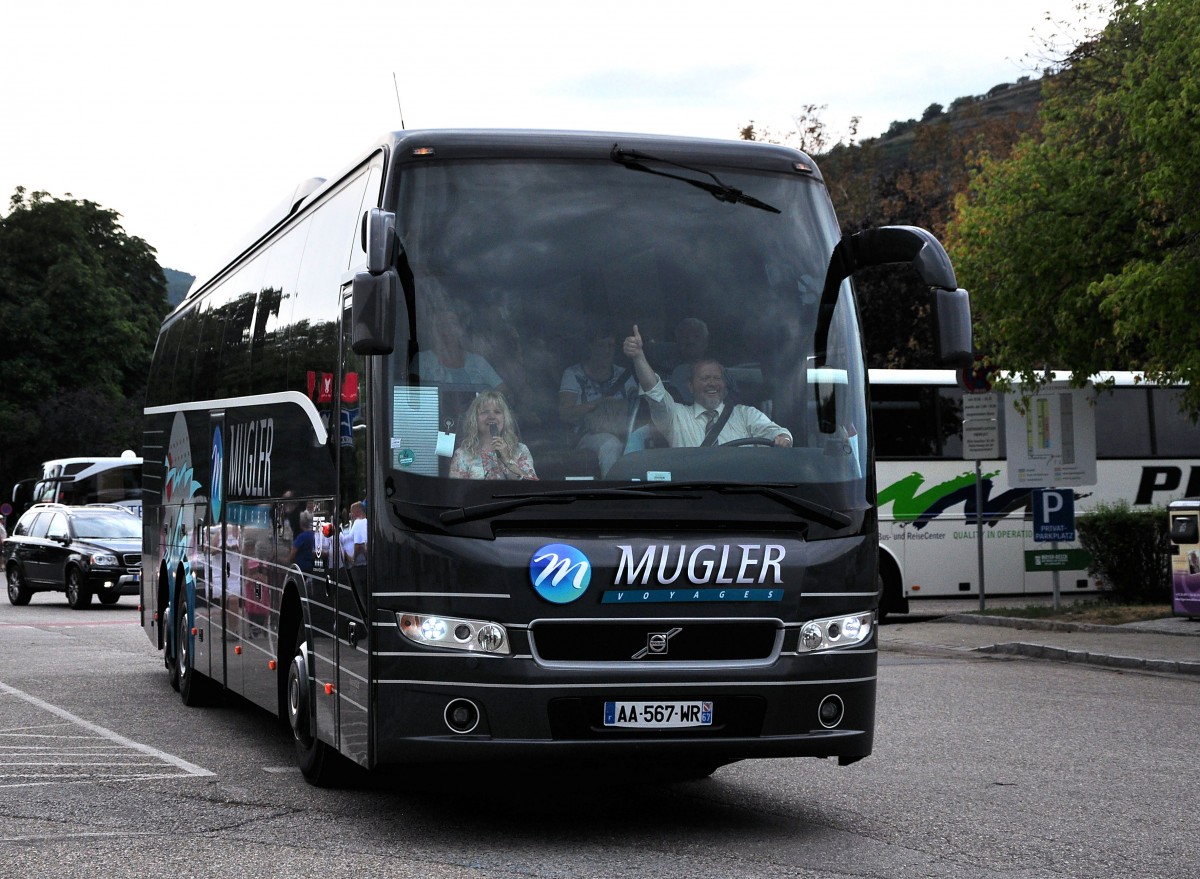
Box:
[1,0,1104,274]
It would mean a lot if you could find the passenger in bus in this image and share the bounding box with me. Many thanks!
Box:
[473,301,552,427]
[413,307,510,396]
[449,390,538,480]
[558,326,638,475]
[623,325,792,448]
[667,317,738,405]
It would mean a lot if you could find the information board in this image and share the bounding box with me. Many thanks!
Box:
[1003,385,1096,488]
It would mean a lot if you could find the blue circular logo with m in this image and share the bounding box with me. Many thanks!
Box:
[530,544,592,604]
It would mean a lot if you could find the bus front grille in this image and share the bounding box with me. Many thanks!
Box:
[529,620,780,663]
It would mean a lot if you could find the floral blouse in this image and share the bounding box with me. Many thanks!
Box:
[448,444,538,480]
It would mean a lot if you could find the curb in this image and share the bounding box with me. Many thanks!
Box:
[975,642,1200,677]
[940,613,1198,637]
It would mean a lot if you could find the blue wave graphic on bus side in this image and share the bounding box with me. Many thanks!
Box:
[210,425,224,522]
[530,544,592,603]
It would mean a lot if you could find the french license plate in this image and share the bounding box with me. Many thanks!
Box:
[603,700,713,729]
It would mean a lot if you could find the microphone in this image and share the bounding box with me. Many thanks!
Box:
[488,422,506,464]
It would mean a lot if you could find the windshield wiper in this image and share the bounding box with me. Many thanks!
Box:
[439,482,852,530]
[620,481,853,529]
[611,145,781,214]
[439,487,700,526]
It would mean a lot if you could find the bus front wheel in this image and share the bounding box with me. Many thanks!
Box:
[286,631,342,787]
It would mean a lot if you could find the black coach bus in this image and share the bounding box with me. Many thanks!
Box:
[141,130,971,784]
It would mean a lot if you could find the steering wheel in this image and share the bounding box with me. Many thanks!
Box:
[720,437,777,448]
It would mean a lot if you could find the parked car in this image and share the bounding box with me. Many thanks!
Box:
[3,504,141,608]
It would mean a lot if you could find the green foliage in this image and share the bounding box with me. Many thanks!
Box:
[1076,501,1171,603]
[948,0,1200,416]
[0,188,168,492]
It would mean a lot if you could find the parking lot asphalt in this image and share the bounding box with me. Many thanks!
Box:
[881,601,1200,676]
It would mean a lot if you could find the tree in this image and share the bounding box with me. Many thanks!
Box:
[0,188,168,492]
[821,101,1040,368]
[947,0,1200,416]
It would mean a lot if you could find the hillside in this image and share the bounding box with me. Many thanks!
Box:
[861,77,1042,171]
[163,267,194,307]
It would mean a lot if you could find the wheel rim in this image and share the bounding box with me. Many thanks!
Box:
[177,602,190,687]
[287,649,312,745]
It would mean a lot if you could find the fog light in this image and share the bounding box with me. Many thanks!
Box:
[818,694,845,728]
[444,698,480,734]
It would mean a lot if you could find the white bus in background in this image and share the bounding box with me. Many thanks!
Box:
[871,370,1200,616]
[19,451,144,518]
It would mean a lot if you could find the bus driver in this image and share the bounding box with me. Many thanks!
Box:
[622,325,792,449]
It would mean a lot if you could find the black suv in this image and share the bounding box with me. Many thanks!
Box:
[3,504,141,608]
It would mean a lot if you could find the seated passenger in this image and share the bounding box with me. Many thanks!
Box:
[558,326,637,475]
[667,317,738,404]
[414,307,510,396]
[623,325,792,448]
[449,390,538,480]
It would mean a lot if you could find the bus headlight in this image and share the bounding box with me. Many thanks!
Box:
[398,613,510,655]
[798,612,874,653]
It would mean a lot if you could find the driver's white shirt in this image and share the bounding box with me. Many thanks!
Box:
[640,377,791,448]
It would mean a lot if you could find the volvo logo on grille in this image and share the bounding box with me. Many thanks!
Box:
[632,627,682,659]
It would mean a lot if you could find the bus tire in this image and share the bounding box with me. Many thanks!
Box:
[7,563,33,606]
[175,583,211,707]
[877,554,907,623]
[286,625,342,787]
[65,566,92,609]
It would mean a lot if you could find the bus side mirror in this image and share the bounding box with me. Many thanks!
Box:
[933,287,973,368]
[815,225,972,367]
[362,208,396,275]
[352,269,397,355]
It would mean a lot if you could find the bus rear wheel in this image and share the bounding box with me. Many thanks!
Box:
[175,586,211,707]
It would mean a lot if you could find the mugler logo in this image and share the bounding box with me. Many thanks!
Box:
[632,627,682,659]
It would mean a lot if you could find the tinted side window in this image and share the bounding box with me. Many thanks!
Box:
[1092,388,1152,457]
[872,385,965,458]
[147,316,187,406]
[15,512,40,536]
[46,513,69,539]
[290,166,373,406]
[252,219,311,396]
[1153,389,1200,457]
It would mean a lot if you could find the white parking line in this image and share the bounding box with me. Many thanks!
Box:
[0,681,214,783]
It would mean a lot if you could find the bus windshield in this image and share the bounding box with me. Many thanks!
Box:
[384,157,868,518]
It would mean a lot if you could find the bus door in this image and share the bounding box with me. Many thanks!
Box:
[335,290,370,766]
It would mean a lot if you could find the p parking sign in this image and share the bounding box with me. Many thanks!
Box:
[1032,488,1075,543]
